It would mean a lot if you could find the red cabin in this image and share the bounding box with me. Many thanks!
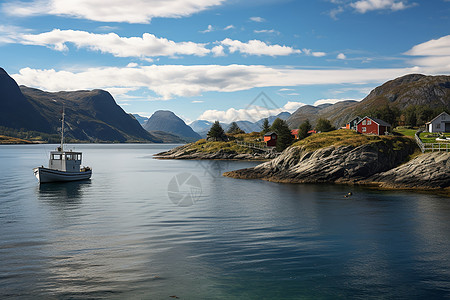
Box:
[356,116,391,135]
[264,132,277,147]
[291,129,299,139]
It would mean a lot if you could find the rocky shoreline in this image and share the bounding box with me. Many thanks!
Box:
[223,142,450,194]
[154,143,277,160]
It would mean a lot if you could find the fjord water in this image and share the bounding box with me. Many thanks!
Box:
[1,144,450,299]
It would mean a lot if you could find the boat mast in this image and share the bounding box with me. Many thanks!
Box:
[60,105,65,152]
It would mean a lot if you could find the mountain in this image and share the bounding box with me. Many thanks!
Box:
[131,114,149,126]
[0,67,161,143]
[143,110,201,142]
[190,120,213,133]
[147,131,188,143]
[287,74,450,129]
[0,67,52,133]
[287,101,357,129]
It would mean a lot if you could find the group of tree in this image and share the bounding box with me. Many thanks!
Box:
[364,104,448,128]
[207,121,227,141]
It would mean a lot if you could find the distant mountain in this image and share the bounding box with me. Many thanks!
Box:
[191,112,292,138]
[131,114,148,126]
[0,67,162,143]
[190,120,213,133]
[143,110,201,142]
[287,74,450,129]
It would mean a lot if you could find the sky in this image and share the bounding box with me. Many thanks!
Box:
[0,0,449,124]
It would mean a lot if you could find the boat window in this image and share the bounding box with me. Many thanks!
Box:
[77,154,82,160]
[52,154,61,160]
[66,154,73,160]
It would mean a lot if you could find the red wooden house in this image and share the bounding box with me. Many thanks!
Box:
[264,132,277,147]
[356,116,391,135]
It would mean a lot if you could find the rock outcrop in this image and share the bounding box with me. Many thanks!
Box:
[154,143,276,160]
[367,152,450,190]
[224,140,416,184]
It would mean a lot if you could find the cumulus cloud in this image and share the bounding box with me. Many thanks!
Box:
[2,29,307,59]
[337,53,347,59]
[11,64,426,101]
[18,29,211,58]
[2,0,225,23]
[197,101,305,123]
[351,0,413,13]
[221,38,301,56]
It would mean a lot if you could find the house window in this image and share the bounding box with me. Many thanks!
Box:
[367,120,372,125]
[362,127,366,132]
[442,115,446,120]
[362,120,366,125]
[437,124,441,129]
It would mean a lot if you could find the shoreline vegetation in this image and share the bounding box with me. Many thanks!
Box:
[156,130,450,196]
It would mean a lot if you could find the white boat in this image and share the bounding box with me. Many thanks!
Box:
[33,107,92,183]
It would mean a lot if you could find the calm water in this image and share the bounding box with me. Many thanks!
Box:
[1,144,450,299]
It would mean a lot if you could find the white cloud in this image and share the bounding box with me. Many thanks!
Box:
[221,38,301,56]
[278,88,295,91]
[18,29,211,58]
[224,25,235,30]
[404,35,450,71]
[11,63,434,102]
[249,16,265,22]
[200,24,214,33]
[350,0,413,13]
[192,100,204,103]
[2,28,306,59]
[254,29,280,35]
[313,98,360,106]
[337,53,347,59]
[197,101,305,123]
[303,48,327,57]
[2,0,225,23]
[211,45,226,56]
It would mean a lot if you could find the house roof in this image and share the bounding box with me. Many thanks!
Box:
[347,116,362,124]
[425,111,450,124]
[291,129,299,134]
[264,132,277,136]
[357,116,391,127]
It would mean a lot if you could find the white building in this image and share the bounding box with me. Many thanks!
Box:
[426,112,450,133]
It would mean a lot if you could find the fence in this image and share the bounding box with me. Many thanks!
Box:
[415,129,450,153]
[235,140,275,153]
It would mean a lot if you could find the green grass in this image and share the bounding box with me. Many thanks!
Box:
[393,127,417,137]
[292,129,415,152]
[188,139,253,154]
[419,132,450,143]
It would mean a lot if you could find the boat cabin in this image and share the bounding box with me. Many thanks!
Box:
[49,148,83,172]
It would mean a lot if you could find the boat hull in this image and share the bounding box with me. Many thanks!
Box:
[33,167,92,183]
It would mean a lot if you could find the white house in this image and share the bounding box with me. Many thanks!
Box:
[426,112,450,133]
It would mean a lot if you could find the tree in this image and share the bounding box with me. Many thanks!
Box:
[207,121,227,141]
[298,119,311,140]
[315,118,335,132]
[260,118,270,134]
[270,118,293,152]
[227,122,244,134]
[404,105,417,127]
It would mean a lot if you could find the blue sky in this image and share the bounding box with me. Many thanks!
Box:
[0,0,449,124]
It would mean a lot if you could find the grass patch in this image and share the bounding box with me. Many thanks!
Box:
[292,129,415,152]
[0,135,34,144]
[393,127,417,137]
[419,132,450,143]
[188,139,253,154]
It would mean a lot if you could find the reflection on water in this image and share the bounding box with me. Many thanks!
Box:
[0,144,449,299]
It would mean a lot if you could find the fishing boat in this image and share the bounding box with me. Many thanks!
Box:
[33,108,92,183]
